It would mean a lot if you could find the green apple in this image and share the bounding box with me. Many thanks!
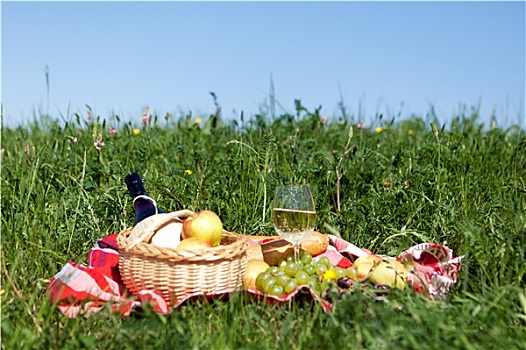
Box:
[368,260,408,289]
[182,210,223,246]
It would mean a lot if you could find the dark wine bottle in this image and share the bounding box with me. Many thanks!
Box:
[125,173,165,226]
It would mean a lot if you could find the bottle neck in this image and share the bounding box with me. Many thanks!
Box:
[125,173,148,198]
[125,173,165,225]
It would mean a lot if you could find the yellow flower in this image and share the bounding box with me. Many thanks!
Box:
[407,129,414,136]
[184,169,193,175]
[133,128,141,135]
[323,269,337,280]
[375,127,383,133]
[383,181,391,187]
[195,118,202,125]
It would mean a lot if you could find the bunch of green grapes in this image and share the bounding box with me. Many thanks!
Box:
[255,251,357,297]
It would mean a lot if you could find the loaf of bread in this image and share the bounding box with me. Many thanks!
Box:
[300,231,329,257]
[246,231,329,266]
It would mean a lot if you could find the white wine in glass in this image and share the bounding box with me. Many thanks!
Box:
[273,185,317,261]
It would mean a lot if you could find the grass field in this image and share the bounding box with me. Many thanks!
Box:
[1,103,525,349]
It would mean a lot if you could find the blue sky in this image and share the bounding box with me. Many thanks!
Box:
[2,1,525,129]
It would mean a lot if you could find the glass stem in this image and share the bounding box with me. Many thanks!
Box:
[293,244,300,262]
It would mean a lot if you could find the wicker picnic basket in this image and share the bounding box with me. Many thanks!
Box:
[117,210,249,308]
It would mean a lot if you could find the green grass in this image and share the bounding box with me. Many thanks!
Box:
[2,103,525,349]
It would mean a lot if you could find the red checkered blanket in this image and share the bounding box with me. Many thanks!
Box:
[46,234,463,318]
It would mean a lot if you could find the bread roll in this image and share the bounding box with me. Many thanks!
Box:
[245,231,329,266]
[260,239,294,266]
[246,244,265,262]
[300,231,329,256]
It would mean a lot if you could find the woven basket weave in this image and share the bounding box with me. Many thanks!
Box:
[117,210,248,308]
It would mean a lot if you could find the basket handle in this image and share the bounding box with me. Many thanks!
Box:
[127,209,196,249]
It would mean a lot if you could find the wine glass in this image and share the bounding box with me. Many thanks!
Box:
[272,184,317,262]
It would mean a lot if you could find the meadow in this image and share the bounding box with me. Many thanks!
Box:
[1,102,525,349]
